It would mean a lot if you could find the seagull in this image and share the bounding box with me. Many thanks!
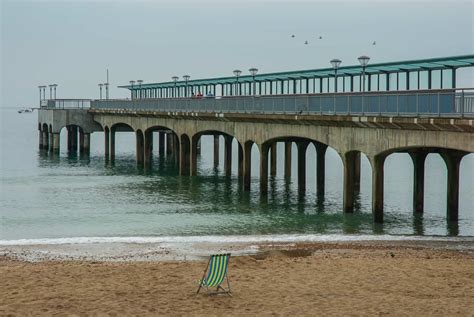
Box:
[291,34,295,38]
[318,35,323,39]
[304,40,308,45]
[372,41,376,45]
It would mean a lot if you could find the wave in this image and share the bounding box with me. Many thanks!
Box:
[0,234,472,246]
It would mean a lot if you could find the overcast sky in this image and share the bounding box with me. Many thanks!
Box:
[1,0,473,107]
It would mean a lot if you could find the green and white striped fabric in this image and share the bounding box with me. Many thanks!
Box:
[202,254,230,287]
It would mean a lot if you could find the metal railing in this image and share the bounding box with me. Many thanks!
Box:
[45,89,474,117]
[40,99,91,109]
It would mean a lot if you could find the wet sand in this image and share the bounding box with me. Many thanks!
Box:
[1,242,474,316]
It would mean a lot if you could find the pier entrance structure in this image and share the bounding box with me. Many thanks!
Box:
[38,55,474,224]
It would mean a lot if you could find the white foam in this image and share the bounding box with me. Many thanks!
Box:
[0,234,471,246]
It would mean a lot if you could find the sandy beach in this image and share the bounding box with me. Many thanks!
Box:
[1,241,473,316]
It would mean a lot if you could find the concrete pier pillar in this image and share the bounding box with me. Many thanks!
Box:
[144,130,153,169]
[371,154,386,223]
[158,132,165,156]
[238,143,243,178]
[213,135,219,168]
[197,138,201,155]
[52,133,60,154]
[270,143,277,176]
[110,129,115,161]
[260,143,270,193]
[191,136,199,176]
[174,134,180,166]
[104,128,110,160]
[136,131,144,167]
[224,135,233,176]
[284,141,292,178]
[315,142,328,196]
[43,130,49,151]
[82,133,91,155]
[179,135,190,176]
[441,151,466,221]
[343,151,359,212]
[39,129,44,150]
[166,133,173,156]
[243,142,252,191]
[67,127,72,151]
[409,150,428,213]
[49,132,54,153]
[297,141,309,192]
[70,126,78,153]
[353,152,361,192]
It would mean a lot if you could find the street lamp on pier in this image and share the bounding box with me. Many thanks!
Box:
[249,68,258,95]
[137,80,143,99]
[183,75,190,97]
[172,76,179,98]
[104,82,109,100]
[358,55,370,115]
[330,59,342,92]
[48,85,54,99]
[52,84,58,99]
[233,69,242,95]
[98,83,103,99]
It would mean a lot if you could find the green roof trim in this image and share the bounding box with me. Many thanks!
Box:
[118,54,474,90]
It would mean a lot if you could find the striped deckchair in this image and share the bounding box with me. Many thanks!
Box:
[196,253,232,296]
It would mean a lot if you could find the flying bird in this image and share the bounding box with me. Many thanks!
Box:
[304,40,308,45]
[318,36,323,39]
[291,34,295,38]
[372,41,377,45]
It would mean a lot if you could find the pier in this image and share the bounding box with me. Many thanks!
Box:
[37,55,474,224]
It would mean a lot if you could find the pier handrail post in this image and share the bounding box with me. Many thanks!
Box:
[396,93,399,116]
[416,92,419,116]
[437,92,440,117]
[460,89,465,117]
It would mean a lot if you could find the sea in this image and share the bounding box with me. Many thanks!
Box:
[1,107,473,253]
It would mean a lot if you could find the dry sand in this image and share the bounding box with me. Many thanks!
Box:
[1,243,473,316]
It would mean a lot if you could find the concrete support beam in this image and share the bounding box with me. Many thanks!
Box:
[270,143,277,176]
[70,126,78,153]
[144,130,153,170]
[371,154,386,223]
[343,151,359,213]
[284,141,292,178]
[173,134,180,166]
[43,130,49,151]
[179,136,190,176]
[79,130,85,153]
[39,130,44,150]
[136,131,144,167]
[441,151,466,221]
[315,142,328,196]
[104,128,110,160]
[409,150,428,213]
[52,133,60,154]
[260,143,269,194]
[243,142,252,191]
[82,133,91,155]
[166,133,173,156]
[158,132,165,156]
[224,135,232,176]
[297,141,309,192]
[191,136,199,176]
[213,135,219,168]
[238,143,243,178]
[110,129,115,161]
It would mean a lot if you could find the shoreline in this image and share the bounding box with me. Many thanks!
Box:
[1,235,473,262]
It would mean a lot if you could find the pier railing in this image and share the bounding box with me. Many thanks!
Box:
[47,89,474,117]
[40,99,91,109]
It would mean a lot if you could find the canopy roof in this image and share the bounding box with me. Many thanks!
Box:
[119,55,474,90]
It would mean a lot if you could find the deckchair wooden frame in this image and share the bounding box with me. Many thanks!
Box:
[196,253,232,296]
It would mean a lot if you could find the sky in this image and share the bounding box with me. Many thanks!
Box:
[1,0,473,107]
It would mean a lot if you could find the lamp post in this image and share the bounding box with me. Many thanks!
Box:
[249,68,258,95]
[98,83,103,99]
[48,85,54,99]
[52,84,58,99]
[129,80,135,99]
[137,80,143,99]
[38,86,43,105]
[183,75,190,97]
[233,69,242,95]
[172,76,179,98]
[104,83,109,100]
[358,55,370,114]
[330,59,342,92]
